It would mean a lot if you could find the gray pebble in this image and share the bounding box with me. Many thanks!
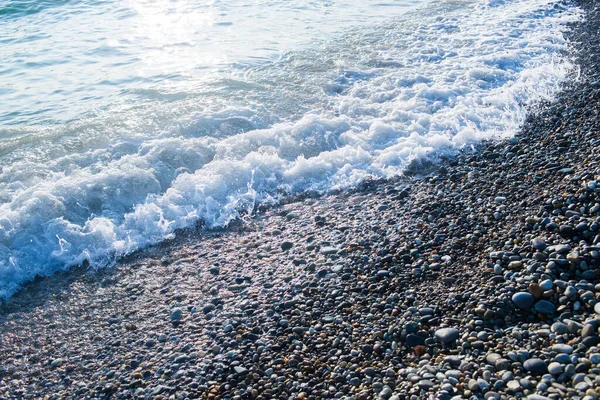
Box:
[512,292,534,309]
[435,327,460,344]
[170,308,182,321]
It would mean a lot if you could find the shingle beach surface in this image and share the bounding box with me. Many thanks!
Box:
[2,0,600,398]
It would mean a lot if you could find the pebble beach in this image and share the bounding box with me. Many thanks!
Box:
[2,0,600,398]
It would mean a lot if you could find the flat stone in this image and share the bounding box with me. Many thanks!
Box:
[484,392,500,400]
[377,270,390,278]
[234,366,248,375]
[435,328,460,344]
[555,244,571,254]
[551,344,573,354]
[581,270,596,280]
[320,246,339,255]
[444,356,461,366]
[417,380,435,390]
[363,367,376,377]
[508,261,523,270]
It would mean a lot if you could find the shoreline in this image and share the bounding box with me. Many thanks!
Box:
[2,1,600,399]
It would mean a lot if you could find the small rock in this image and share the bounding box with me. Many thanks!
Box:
[435,328,460,344]
[234,366,248,375]
[170,308,183,321]
[320,246,339,255]
[551,322,568,334]
[582,324,595,338]
[417,380,434,391]
[534,300,556,315]
[202,304,216,314]
[523,358,548,374]
[548,362,562,375]
[551,344,573,354]
[281,241,294,251]
[512,292,534,310]
[531,238,547,251]
[529,283,543,299]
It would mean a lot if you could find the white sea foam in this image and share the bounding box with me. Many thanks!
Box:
[0,0,582,298]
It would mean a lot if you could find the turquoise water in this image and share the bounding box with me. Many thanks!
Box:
[0,0,581,299]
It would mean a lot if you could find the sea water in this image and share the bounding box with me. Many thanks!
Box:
[0,0,581,298]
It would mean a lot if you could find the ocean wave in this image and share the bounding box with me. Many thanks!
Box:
[0,0,582,299]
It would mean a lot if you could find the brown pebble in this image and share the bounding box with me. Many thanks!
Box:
[529,283,543,299]
[414,345,427,357]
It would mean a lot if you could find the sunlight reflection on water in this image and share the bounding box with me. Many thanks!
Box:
[0,0,424,125]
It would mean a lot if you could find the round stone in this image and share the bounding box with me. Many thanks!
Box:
[512,292,534,310]
[555,354,570,364]
[281,241,294,251]
[202,304,216,314]
[534,300,556,315]
[539,279,553,291]
[548,362,562,375]
[170,308,182,321]
[551,322,568,334]
[435,328,460,344]
[486,353,502,365]
[529,283,543,299]
[594,302,600,315]
[523,358,548,374]
[531,238,546,251]
[565,286,577,299]
[495,358,511,371]
[468,379,480,391]
[379,386,393,400]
